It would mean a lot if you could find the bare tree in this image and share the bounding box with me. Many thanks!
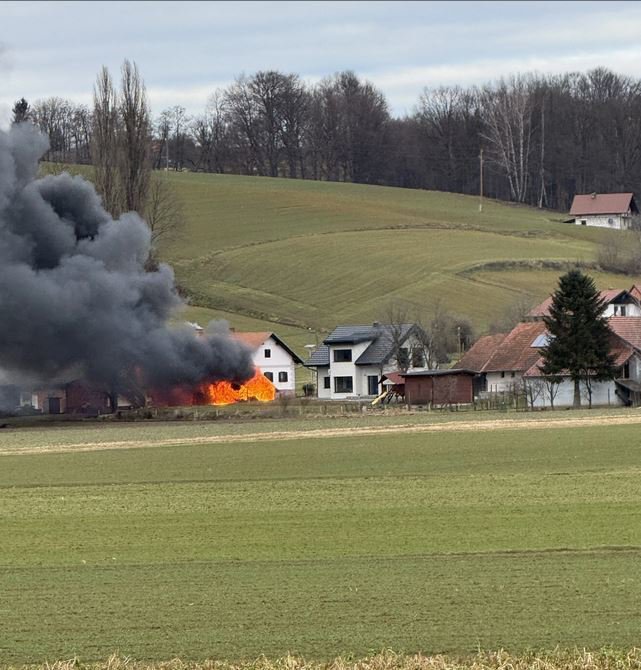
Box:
[542,375,562,409]
[119,59,151,214]
[524,378,545,409]
[481,75,535,202]
[91,69,121,215]
[144,173,184,251]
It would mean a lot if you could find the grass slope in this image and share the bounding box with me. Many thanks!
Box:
[157,173,641,339]
[3,416,641,662]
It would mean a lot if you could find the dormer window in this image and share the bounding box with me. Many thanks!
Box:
[333,349,352,362]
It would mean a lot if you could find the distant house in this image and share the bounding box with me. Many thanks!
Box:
[570,192,638,230]
[233,331,304,395]
[526,285,641,319]
[456,285,641,407]
[307,322,425,400]
[454,322,546,393]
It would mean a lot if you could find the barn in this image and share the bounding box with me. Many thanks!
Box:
[402,369,476,406]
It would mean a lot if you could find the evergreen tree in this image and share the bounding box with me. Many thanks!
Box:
[541,270,616,408]
[11,98,30,125]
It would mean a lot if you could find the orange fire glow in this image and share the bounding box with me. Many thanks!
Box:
[204,368,277,405]
[148,368,277,408]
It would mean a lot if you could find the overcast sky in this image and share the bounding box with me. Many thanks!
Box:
[2,0,641,125]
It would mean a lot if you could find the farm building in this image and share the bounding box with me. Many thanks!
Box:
[569,192,638,230]
[527,285,641,319]
[402,369,476,406]
[306,322,425,400]
[458,285,641,407]
[454,321,547,394]
[232,331,304,396]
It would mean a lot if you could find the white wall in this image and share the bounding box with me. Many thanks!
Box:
[316,367,331,399]
[575,214,630,230]
[604,303,641,316]
[486,371,522,393]
[252,336,298,394]
[531,379,622,408]
[327,340,372,399]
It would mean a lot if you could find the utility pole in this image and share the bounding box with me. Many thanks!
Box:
[479,148,484,213]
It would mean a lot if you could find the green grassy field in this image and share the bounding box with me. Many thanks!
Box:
[3,413,641,663]
[148,172,641,344]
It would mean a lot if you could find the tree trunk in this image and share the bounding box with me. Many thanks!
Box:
[573,378,581,407]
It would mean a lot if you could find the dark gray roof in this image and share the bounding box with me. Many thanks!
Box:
[356,324,416,365]
[324,325,383,344]
[306,344,330,367]
[402,368,476,377]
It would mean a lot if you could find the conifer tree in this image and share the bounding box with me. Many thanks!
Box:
[541,270,616,408]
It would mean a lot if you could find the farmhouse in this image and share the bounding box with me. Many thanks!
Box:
[232,331,304,395]
[307,322,424,400]
[454,321,546,393]
[570,192,638,230]
[458,284,641,407]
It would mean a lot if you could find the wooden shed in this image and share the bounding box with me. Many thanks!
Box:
[402,369,476,406]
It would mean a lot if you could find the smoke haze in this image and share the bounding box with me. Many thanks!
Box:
[0,123,255,403]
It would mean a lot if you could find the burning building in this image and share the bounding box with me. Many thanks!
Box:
[0,123,270,414]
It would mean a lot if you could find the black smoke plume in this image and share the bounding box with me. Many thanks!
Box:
[0,123,254,406]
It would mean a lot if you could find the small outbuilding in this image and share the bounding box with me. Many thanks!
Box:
[402,369,476,406]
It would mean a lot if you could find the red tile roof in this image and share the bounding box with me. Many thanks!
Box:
[454,333,507,373]
[524,334,634,377]
[570,193,635,216]
[483,321,547,373]
[528,287,632,319]
[233,331,272,350]
[607,317,641,350]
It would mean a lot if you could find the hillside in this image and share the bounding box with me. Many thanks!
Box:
[157,172,641,353]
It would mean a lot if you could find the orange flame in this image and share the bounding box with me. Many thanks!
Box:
[148,368,277,407]
[204,368,277,406]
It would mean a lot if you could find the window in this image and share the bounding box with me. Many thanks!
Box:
[411,348,425,367]
[334,376,353,393]
[397,347,410,368]
[580,219,587,226]
[614,305,627,316]
[264,371,273,381]
[323,376,331,389]
[367,375,379,395]
[623,362,631,379]
[511,371,515,378]
[333,349,352,362]
[500,371,505,378]
[608,217,615,226]
[278,371,288,383]
[264,348,271,358]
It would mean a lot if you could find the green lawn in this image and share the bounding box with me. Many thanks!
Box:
[3,417,641,662]
[153,172,640,334]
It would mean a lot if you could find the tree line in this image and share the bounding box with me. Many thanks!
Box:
[15,65,641,211]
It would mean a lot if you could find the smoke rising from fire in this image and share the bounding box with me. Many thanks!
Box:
[0,123,255,403]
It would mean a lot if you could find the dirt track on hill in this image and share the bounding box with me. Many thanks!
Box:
[3,411,641,456]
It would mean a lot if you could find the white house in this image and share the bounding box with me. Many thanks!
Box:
[456,285,641,407]
[233,331,303,395]
[570,192,638,230]
[306,322,426,400]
